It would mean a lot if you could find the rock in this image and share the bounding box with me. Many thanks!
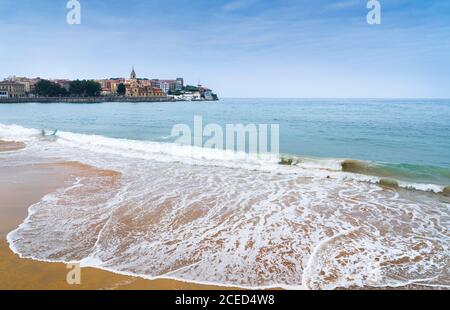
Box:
[443,186,450,196]
[279,158,294,166]
[341,160,364,173]
[379,179,399,189]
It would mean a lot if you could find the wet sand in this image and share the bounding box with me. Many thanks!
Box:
[0,143,232,290]
[2,142,436,290]
[0,140,25,152]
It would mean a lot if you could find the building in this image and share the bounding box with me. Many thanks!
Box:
[150,78,183,94]
[101,89,112,96]
[199,86,213,100]
[150,79,161,89]
[152,87,164,97]
[0,81,26,97]
[179,91,202,101]
[5,76,33,94]
[160,81,170,94]
[55,79,71,92]
[96,79,110,95]
[4,77,47,95]
[109,78,125,94]
[125,68,153,97]
[27,78,42,93]
[97,79,124,95]
[125,67,140,97]
[0,90,8,98]
[175,78,184,91]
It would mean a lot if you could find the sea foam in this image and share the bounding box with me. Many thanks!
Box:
[0,123,445,193]
[2,123,450,289]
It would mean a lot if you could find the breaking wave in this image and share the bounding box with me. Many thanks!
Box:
[1,123,449,289]
[0,123,447,194]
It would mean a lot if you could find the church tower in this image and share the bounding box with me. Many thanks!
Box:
[126,66,140,97]
[130,66,137,80]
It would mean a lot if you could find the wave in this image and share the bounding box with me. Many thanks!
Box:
[0,123,448,194]
[278,156,449,194]
[2,123,449,289]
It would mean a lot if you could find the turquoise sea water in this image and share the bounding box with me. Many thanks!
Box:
[0,98,449,186]
[2,98,449,289]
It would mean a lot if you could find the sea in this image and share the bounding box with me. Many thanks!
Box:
[0,98,449,289]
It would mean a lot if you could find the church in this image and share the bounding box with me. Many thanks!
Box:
[125,67,164,97]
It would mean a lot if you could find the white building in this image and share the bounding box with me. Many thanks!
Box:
[0,90,9,98]
[160,81,170,95]
[175,91,201,101]
[7,76,31,93]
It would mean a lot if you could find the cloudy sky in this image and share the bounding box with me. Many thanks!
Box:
[1,0,449,98]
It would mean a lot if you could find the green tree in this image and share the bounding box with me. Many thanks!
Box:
[69,80,84,96]
[117,83,126,96]
[85,80,102,97]
[34,80,67,97]
[184,85,199,92]
[69,80,102,97]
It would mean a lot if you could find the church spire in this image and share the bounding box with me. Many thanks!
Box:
[130,66,136,79]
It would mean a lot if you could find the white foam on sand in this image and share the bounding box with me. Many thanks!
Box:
[2,123,450,289]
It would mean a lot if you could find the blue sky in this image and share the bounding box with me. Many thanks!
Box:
[0,0,449,98]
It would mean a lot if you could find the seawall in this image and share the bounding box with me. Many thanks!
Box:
[0,96,176,104]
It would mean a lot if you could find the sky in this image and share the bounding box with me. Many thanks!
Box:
[0,0,449,98]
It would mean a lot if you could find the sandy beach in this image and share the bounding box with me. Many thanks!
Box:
[0,134,447,290]
[0,140,25,152]
[0,140,231,290]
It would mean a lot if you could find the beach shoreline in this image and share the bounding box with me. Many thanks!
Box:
[0,135,448,290]
[0,140,25,152]
[0,142,235,290]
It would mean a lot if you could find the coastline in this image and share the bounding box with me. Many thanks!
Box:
[0,96,175,104]
[0,96,219,104]
[0,128,448,289]
[0,143,233,290]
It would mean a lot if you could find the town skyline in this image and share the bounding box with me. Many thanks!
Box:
[1,68,190,85]
[1,67,218,101]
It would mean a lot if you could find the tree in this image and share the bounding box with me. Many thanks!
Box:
[34,80,67,97]
[69,80,84,96]
[85,80,102,97]
[184,85,199,92]
[117,83,126,96]
[69,80,102,97]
